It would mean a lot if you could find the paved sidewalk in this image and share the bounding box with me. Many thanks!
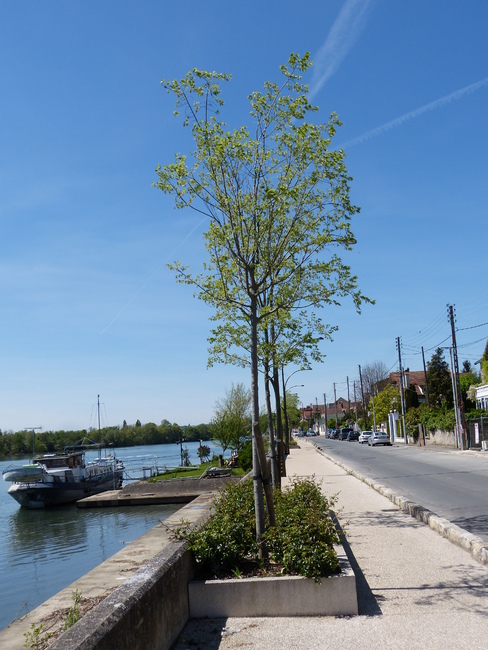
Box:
[174,439,488,650]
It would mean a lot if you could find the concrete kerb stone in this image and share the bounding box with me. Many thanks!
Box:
[313,444,488,567]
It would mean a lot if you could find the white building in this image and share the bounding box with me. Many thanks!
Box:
[476,384,488,410]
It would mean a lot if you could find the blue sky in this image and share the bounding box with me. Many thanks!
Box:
[1,0,487,432]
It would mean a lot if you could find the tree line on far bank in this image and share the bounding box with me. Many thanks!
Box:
[0,419,213,459]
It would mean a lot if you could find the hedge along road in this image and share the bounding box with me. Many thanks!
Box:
[312,437,488,543]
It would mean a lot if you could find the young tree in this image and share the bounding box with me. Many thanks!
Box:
[368,384,400,427]
[426,348,453,408]
[212,383,252,454]
[156,53,370,548]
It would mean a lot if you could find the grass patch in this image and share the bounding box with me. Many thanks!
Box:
[149,459,246,481]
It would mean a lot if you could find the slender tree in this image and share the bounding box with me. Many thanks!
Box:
[212,382,252,454]
[156,53,370,549]
[427,348,453,408]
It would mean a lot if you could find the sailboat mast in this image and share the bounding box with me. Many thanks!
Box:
[98,394,101,443]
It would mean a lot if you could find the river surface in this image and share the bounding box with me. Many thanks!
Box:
[0,440,223,631]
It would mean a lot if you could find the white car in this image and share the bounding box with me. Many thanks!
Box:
[358,431,373,444]
[368,431,392,446]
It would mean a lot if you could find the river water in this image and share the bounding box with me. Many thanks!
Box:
[0,440,223,631]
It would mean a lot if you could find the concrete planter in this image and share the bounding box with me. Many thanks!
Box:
[188,548,358,617]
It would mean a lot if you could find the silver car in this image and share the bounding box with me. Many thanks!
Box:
[358,430,372,444]
[368,431,392,446]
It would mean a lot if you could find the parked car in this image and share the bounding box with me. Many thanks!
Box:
[358,430,373,444]
[338,427,354,440]
[329,429,339,439]
[347,430,359,441]
[368,431,392,446]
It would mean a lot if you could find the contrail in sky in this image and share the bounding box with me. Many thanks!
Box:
[309,0,372,100]
[342,75,488,148]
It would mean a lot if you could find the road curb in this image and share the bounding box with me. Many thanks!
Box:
[313,444,488,567]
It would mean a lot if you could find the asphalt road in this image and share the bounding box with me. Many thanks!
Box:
[311,436,488,543]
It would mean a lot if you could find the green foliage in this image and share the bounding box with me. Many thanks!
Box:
[427,348,453,408]
[238,440,253,472]
[460,371,480,410]
[368,384,400,425]
[63,589,82,630]
[0,420,213,459]
[404,384,419,410]
[405,407,422,438]
[175,477,340,581]
[23,623,52,649]
[197,444,211,463]
[403,404,457,436]
[212,383,252,453]
[265,478,340,580]
[282,391,301,428]
[417,405,455,433]
[175,480,259,577]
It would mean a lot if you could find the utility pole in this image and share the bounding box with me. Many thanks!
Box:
[449,346,462,449]
[448,304,467,449]
[315,396,319,434]
[358,365,366,428]
[421,346,430,408]
[396,337,408,444]
[347,376,350,415]
[323,392,328,431]
[353,380,358,424]
[334,383,338,425]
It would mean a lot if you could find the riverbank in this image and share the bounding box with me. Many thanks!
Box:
[0,477,229,650]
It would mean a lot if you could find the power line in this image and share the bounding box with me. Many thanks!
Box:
[456,321,488,332]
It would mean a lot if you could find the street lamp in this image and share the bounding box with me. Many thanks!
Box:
[284,383,304,444]
[282,366,311,453]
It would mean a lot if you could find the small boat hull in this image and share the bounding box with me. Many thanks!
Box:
[2,464,43,483]
[7,470,123,508]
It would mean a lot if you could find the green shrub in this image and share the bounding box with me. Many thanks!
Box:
[175,479,258,577]
[174,476,340,581]
[238,440,252,472]
[264,478,340,579]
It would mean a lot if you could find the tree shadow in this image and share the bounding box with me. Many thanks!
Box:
[450,514,488,541]
[407,563,488,615]
[342,508,425,529]
[172,617,227,649]
[333,513,383,617]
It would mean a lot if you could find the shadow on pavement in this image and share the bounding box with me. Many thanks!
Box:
[333,513,383,617]
[172,617,227,650]
[451,514,488,542]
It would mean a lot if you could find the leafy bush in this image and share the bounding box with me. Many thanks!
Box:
[175,479,258,577]
[419,405,455,433]
[174,476,340,581]
[237,440,252,472]
[264,478,340,579]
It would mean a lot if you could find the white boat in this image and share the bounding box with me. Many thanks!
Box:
[2,463,44,483]
[4,442,124,509]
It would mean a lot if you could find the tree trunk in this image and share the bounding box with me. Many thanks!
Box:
[250,294,276,551]
[264,365,279,488]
